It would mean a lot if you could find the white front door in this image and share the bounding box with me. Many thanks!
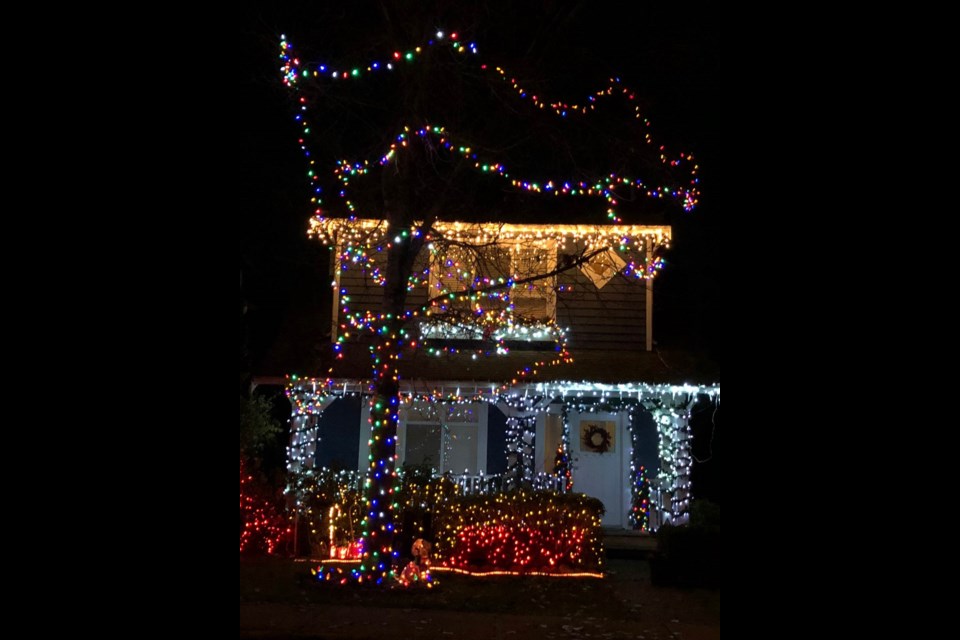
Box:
[571,412,625,527]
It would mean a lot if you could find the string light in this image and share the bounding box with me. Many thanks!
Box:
[629,465,651,531]
[321,218,669,391]
[433,566,603,578]
[322,126,696,224]
[312,218,671,278]
[434,491,604,574]
[278,33,699,216]
[286,378,718,529]
[239,458,290,554]
[277,30,707,583]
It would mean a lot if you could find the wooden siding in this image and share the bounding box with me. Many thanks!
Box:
[336,246,646,350]
[337,253,429,342]
[556,250,646,351]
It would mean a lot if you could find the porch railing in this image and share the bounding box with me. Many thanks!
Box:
[449,472,568,495]
[322,470,569,495]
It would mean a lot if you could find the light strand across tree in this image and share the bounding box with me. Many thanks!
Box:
[279,28,698,584]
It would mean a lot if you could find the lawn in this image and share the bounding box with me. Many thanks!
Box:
[240,555,720,628]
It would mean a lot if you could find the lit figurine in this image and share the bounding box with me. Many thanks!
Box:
[411,537,432,569]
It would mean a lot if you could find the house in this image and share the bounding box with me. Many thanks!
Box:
[282,219,719,530]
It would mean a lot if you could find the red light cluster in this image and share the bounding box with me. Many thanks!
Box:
[445,524,586,572]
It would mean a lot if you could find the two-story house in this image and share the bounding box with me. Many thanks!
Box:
[283,218,718,529]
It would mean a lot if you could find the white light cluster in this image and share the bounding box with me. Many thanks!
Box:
[285,378,717,528]
[419,319,562,342]
[287,414,320,475]
[287,378,719,406]
[653,408,692,526]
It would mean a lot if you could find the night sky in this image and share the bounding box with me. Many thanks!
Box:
[239,2,720,377]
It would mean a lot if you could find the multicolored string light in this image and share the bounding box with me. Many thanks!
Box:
[278,30,705,583]
[326,125,697,223]
[321,218,668,391]
[285,379,717,529]
[629,465,650,531]
[279,32,700,227]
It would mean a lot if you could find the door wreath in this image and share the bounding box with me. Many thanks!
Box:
[583,424,613,453]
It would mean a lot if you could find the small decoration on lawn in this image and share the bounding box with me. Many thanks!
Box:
[412,538,432,569]
[400,561,421,584]
[397,538,434,586]
[329,539,363,560]
[328,503,363,559]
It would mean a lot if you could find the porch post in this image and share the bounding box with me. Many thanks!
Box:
[645,244,654,352]
[330,241,342,342]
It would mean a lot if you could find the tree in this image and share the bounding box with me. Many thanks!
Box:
[278,18,698,583]
[240,394,282,454]
[240,394,288,554]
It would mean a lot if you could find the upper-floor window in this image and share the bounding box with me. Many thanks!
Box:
[424,241,557,343]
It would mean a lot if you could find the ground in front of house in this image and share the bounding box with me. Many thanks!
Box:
[240,555,720,639]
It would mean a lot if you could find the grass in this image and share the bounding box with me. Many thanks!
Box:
[240,555,720,627]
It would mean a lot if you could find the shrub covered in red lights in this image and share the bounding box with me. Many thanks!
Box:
[240,459,291,554]
[435,491,604,574]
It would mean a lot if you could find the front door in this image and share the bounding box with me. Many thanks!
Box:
[571,412,624,527]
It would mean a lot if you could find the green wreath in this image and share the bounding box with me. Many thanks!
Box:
[583,425,612,453]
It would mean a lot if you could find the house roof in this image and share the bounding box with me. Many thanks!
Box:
[278,352,720,414]
[258,345,719,388]
[310,217,671,248]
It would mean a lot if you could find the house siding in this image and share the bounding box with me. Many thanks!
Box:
[556,271,646,349]
[336,245,647,351]
[337,254,429,342]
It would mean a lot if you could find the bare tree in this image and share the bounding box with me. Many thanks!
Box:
[278,24,698,583]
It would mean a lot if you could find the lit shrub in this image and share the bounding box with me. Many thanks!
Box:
[435,491,604,573]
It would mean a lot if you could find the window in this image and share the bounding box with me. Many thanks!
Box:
[400,403,481,474]
[422,241,557,341]
[403,423,442,468]
[509,240,556,321]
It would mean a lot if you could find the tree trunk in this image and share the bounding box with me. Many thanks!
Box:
[359,159,424,583]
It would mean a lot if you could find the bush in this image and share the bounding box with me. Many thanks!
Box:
[651,501,720,588]
[690,499,721,531]
[289,468,361,557]
[434,491,605,573]
[395,470,460,559]
[240,458,290,554]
